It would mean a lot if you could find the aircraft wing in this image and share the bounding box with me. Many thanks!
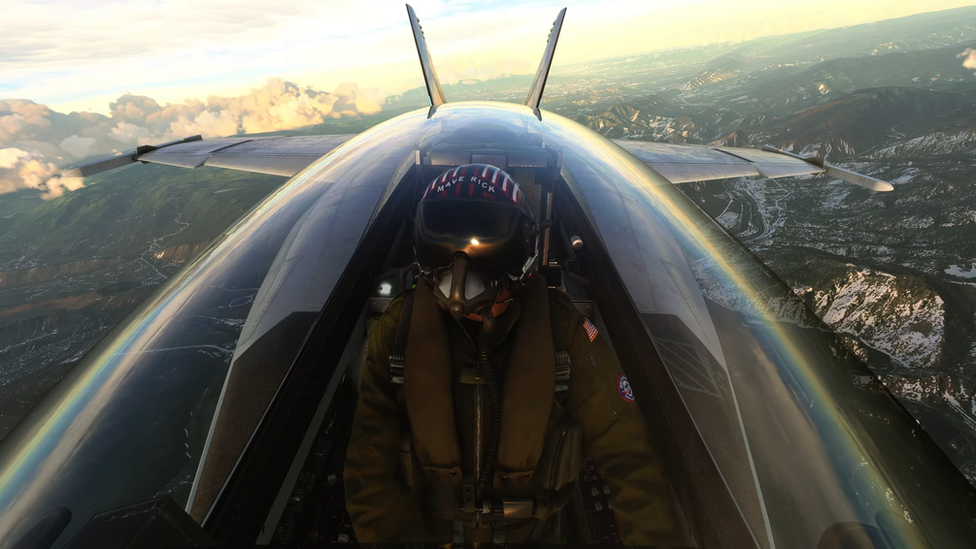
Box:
[613,140,894,191]
[62,134,357,179]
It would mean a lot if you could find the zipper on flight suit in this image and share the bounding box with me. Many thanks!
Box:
[549,428,567,489]
[473,381,483,527]
[453,319,486,529]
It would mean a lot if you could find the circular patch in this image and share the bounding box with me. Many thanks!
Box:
[617,374,635,403]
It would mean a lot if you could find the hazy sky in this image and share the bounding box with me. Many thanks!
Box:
[3,0,976,114]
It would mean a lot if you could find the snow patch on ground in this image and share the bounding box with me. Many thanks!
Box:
[899,216,935,229]
[891,169,917,184]
[812,268,944,368]
[715,211,739,228]
[945,390,976,433]
[875,131,976,158]
[821,186,850,208]
[945,265,976,279]
[899,380,924,401]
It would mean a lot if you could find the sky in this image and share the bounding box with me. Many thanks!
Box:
[4,0,975,114]
[2,0,975,199]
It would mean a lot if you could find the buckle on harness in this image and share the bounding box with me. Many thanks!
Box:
[496,498,534,519]
[483,496,550,519]
[389,348,405,385]
[554,351,571,395]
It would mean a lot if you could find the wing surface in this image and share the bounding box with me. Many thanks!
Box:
[63,134,357,179]
[613,140,893,191]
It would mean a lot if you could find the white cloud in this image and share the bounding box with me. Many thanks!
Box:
[109,122,150,143]
[959,47,976,75]
[0,147,29,169]
[0,146,83,199]
[0,78,382,198]
[59,135,97,158]
[42,175,86,199]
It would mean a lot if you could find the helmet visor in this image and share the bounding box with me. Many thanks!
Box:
[416,200,527,274]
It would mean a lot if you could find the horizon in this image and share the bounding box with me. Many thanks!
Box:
[4,1,976,116]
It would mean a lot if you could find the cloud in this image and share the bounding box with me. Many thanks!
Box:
[110,94,162,124]
[109,122,150,143]
[59,135,97,159]
[0,146,83,199]
[959,48,976,75]
[0,147,29,169]
[0,78,381,199]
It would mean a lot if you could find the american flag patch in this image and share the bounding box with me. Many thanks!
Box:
[583,318,599,342]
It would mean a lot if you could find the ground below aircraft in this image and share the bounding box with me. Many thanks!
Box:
[1,5,974,549]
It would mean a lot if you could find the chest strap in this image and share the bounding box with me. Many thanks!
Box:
[389,289,570,394]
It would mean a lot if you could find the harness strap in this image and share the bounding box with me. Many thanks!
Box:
[390,289,571,393]
[452,521,464,544]
[389,291,414,385]
[549,292,571,402]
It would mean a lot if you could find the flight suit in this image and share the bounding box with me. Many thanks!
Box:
[344,277,682,545]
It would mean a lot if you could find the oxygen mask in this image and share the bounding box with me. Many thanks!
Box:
[430,254,509,332]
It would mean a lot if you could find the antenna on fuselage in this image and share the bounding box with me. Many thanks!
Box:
[525,8,567,118]
[406,4,447,111]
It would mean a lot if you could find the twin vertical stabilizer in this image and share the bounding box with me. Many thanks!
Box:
[406,4,447,107]
[406,4,566,111]
[524,8,567,112]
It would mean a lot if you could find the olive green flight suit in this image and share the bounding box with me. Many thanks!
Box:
[344,283,682,545]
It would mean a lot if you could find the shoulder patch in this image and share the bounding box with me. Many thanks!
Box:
[617,373,635,403]
[583,317,599,342]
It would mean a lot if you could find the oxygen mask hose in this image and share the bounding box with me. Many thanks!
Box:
[447,254,469,321]
[481,308,496,333]
[476,343,534,533]
[476,333,502,503]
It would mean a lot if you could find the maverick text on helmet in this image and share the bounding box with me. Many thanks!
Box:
[414,164,538,330]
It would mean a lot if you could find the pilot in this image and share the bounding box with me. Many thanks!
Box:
[344,164,682,545]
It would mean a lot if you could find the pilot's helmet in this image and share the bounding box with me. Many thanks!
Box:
[414,164,538,326]
[415,164,536,277]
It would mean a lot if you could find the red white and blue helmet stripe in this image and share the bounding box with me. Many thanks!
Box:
[421,164,527,212]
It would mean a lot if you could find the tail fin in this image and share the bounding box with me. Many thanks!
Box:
[406,4,447,107]
[525,8,567,114]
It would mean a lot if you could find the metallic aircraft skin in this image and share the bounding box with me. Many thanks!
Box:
[0,100,974,548]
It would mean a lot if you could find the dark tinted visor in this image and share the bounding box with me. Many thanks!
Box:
[415,200,526,274]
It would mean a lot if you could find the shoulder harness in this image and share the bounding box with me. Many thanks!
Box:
[389,290,571,401]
